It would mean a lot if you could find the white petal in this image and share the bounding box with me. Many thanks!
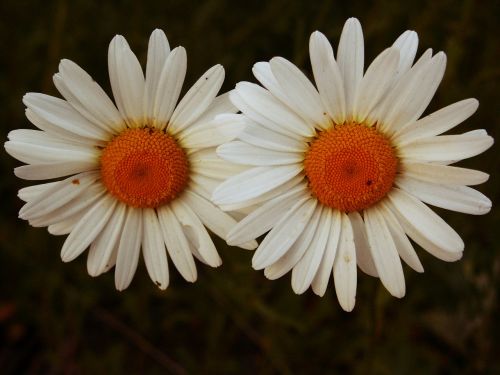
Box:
[56,59,123,132]
[309,31,346,124]
[141,208,169,289]
[211,165,302,206]
[179,114,246,150]
[400,131,494,162]
[364,206,406,298]
[19,171,99,220]
[227,184,308,246]
[169,65,224,134]
[216,175,305,213]
[115,207,143,290]
[379,52,447,136]
[238,119,308,155]
[291,206,331,294]
[171,198,222,267]
[401,162,489,186]
[157,205,197,282]
[353,48,399,124]
[18,181,58,202]
[5,138,98,165]
[14,161,98,180]
[264,203,323,280]
[23,93,109,141]
[60,195,117,262]
[252,198,317,270]
[192,91,238,126]
[234,82,314,138]
[333,213,357,312]
[144,29,170,120]
[252,61,290,105]
[311,209,342,296]
[30,184,105,228]
[108,35,145,126]
[396,176,491,215]
[337,17,364,117]
[394,99,479,145]
[183,190,258,250]
[270,57,330,128]
[48,212,83,235]
[153,47,187,128]
[379,202,424,273]
[388,188,464,253]
[386,199,463,262]
[189,148,247,180]
[392,30,418,78]
[87,202,127,276]
[348,211,378,277]
[217,141,302,166]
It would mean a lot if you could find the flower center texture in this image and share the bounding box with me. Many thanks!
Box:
[101,127,189,208]
[304,123,398,212]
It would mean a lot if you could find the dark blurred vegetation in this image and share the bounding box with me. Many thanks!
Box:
[0,0,499,374]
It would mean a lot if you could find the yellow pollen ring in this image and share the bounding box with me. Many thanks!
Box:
[304,123,398,212]
[100,127,189,208]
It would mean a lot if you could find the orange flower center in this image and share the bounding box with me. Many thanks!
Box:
[100,127,189,208]
[304,123,398,212]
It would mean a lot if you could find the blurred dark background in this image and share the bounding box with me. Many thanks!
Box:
[0,0,498,374]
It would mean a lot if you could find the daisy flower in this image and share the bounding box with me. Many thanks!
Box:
[212,18,494,311]
[5,29,256,291]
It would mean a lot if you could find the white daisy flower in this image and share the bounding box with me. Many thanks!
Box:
[5,29,257,291]
[212,18,494,311]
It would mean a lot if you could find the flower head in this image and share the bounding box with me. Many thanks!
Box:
[5,29,257,291]
[213,18,493,311]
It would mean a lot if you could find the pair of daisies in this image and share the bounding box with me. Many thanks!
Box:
[6,18,493,311]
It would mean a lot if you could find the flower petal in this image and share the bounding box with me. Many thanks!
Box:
[364,206,406,298]
[211,165,302,206]
[87,202,127,276]
[217,141,302,166]
[14,161,98,181]
[233,82,314,138]
[60,195,117,262]
[396,176,491,215]
[400,131,494,162]
[157,205,197,282]
[108,35,145,126]
[226,184,308,247]
[395,99,479,145]
[264,203,322,280]
[23,93,109,142]
[309,31,346,124]
[379,202,424,273]
[337,17,364,117]
[55,59,123,132]
[388,188,464,253]
[115,207,143,290]
[333,213,357,312]
[169,65,224,135]
[392,30,418,78]
[144,29,170,120]
[353,48,399,124]
[183,190,258,250]
[311,209,342,296]
[252,198,317,270]
[171,198,222,267]
[270,57,330,128]
[153,47,187,128]
[291,206,331,294]
[142,208,169,289]
[348,211,378,277]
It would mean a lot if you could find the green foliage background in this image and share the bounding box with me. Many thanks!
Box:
[0,0,498,373]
